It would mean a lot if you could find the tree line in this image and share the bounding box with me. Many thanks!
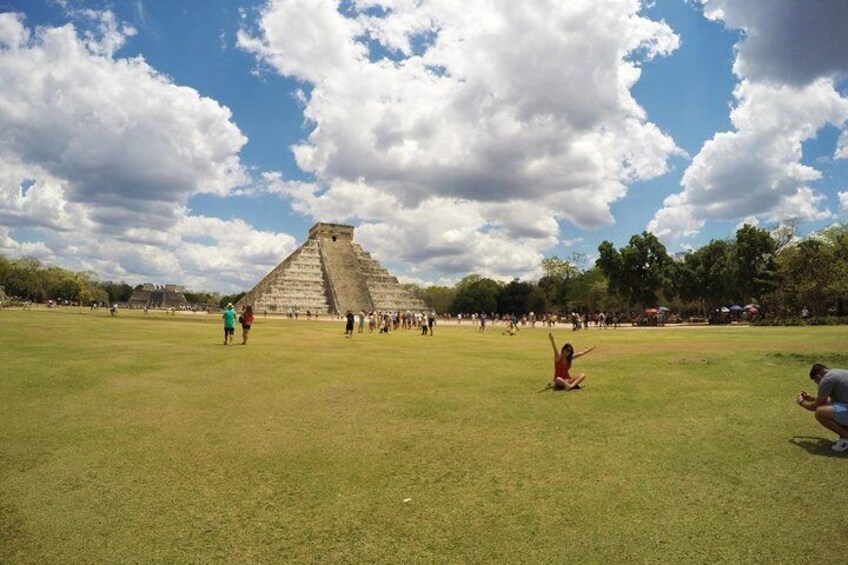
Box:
[0,255,240,308]
[410,223,848,320]
[2,222,846,320]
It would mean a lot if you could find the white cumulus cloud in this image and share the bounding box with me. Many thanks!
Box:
[650,1,848,243]
[0,12,249,226]
[241,0,683,279]
[0,11,295,291]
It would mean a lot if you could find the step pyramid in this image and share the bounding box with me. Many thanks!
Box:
[236,223,427,315]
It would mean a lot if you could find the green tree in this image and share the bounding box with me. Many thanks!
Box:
[774,228,848,316]
[44,267,69,299]
[570,268,616,312]
[102,281,134,303]
[677,239,735,312]
[83,282,108,305]
[421,285,456,313]
[455,274,484,292]
[597,232,675,308]
[450,277,500,314]
[536,275,566,314]
[538,254,584,313]
[527,285,549,315]
[540,255,582,280]
[3,257,46,301]
[820,224,848,315]
[219,292,246,309]
[0,255,10,287]
[496,279,533,315]
[733,224,777,303]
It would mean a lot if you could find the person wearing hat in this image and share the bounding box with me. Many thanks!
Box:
[222,303,237,345]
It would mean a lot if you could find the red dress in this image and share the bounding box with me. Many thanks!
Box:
[554,356,572,381]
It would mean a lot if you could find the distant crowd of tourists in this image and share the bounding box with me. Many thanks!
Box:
[453,311,623,331]
[343,310,437,338]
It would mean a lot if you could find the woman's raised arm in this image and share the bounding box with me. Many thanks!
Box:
[573,345,596,359]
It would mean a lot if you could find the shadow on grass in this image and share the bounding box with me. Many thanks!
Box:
[536,384,582,393]
[789,436,847,458]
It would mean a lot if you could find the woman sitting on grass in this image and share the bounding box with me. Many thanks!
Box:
[549,333,595,390]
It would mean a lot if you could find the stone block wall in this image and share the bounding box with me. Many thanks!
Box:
[128,288,189,308]
[353,245,426,312]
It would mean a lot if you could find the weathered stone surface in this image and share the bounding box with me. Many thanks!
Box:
[237,222,426,314]
[128,284,189,309]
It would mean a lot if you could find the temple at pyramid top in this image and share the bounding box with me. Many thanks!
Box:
[236,222,426,315]
[308,222,354,241]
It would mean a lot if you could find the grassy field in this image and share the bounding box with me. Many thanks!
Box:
[1,308,847,563]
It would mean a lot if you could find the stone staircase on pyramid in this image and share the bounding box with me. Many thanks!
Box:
[237,239,332,314]
[318,236,374,314]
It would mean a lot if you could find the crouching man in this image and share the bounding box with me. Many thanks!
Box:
[798,364,848,452]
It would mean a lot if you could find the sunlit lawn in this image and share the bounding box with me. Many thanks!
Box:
[2,308,847,563]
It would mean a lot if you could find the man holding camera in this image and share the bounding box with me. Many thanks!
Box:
[798,364,848,452]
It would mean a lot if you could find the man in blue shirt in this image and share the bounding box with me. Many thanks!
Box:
[797,364,848,452]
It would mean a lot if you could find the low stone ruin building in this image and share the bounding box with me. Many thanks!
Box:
[237,222,426,315]
[128,283,190,309]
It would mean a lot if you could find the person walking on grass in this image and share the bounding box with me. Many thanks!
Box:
[344,309,355,338]
[222,303,236,345]
[798,364,848,452]
[549,333,595,390]
[240,305,255,345]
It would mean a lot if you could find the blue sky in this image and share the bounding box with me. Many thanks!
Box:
[1,0,846,291]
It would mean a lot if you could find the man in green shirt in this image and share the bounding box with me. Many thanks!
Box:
[222,303,236,345]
